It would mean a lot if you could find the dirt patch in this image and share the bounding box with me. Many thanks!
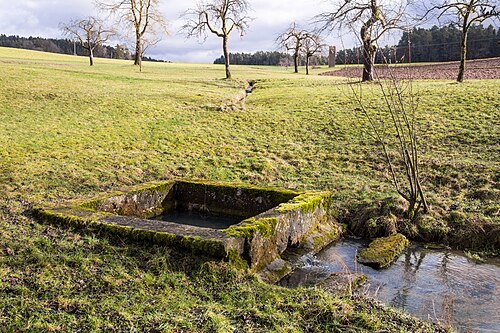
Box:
[321,57,500,80]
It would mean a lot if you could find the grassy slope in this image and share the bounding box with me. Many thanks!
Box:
[1,46,498,331]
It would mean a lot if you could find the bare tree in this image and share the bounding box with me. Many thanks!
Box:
[183,0,251,79]
[350,72,429,219]
[301,33,323,75]
[60,17,114,66]
[138,33,162,72]
[316,0,409,82]
[424,0,499,82]
[279,57,292,69]
[96,0,167,67]
[276,23,308,74]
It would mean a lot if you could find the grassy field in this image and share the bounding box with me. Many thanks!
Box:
[1,46,498,331]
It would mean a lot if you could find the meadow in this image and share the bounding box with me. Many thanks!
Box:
[0,47,498,331]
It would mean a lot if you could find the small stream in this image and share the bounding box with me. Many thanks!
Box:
[280,238,500,332]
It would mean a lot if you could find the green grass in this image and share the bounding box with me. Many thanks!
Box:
[1,46,498,331]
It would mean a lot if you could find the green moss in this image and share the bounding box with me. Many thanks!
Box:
[223,217,278,238]
[227,249,248,270]
[33,206,109,229]
[277,192,332,214]
[311,228,342,252]
[423,243,448,250]
[258,259,292,283]
[80,181,175,213]
[415,214,450,240]
[79,191,125,210]
[176,179,300,212]
[130,180,175,195]
[153,231,178,245]
[304,218,344,252]
[448,210,467,226]
[130,228,156,242]
[357,233,409,269]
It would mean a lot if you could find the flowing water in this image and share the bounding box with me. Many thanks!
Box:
[280,238,500,332]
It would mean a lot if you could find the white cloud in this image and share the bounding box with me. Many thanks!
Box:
[0,0,350,62]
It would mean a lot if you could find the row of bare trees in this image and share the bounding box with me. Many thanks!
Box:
[60,0,251,78]
[60,0,168,71]
[59,0,498,82]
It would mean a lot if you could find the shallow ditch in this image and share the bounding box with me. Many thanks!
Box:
[280,238,500,332]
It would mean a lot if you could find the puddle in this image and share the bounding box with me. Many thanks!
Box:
[281,238,500,332]
[151,211,242,230]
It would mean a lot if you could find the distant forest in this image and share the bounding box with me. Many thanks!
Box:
[337,24,500,64]
[213,51,329,67]
[214,24,500,66]
[0,34,165,62]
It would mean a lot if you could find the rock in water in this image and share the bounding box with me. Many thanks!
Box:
[357,233,409,269]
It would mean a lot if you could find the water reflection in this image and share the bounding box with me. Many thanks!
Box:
[283,238,500,332]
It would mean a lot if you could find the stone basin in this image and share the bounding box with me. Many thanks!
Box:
[34,179,342,279]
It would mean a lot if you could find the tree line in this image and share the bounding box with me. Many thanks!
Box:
[335,24,500,65]
[398,23,500,63]
[213,51,328,67]
[0,34,134,60]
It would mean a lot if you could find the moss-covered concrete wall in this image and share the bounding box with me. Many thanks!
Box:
[81,181,176,219]
[80,179,299,220]
[223,191,341,272]
[173,180,298,218]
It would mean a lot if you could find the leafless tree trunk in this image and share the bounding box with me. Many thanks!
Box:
[97,0,167,67]
[293,53,299,73]
[60,17,114,66]
[137,29,162,72]
[135,32,143,66]
[301,32,323,75]
[182,0,251,79]
[458,26,468,82]
[316,0,408,82]
[424,0,499,82]
[222,36,231,79]
[360,15,377,81]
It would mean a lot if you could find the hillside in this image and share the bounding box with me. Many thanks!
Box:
[1,46,498,331]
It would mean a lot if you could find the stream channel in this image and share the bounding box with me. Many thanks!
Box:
[280,238,499,332]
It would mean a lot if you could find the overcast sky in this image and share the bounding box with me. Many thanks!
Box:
[0,0,452,63]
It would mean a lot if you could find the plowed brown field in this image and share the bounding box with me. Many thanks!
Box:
[320,57,500,80]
